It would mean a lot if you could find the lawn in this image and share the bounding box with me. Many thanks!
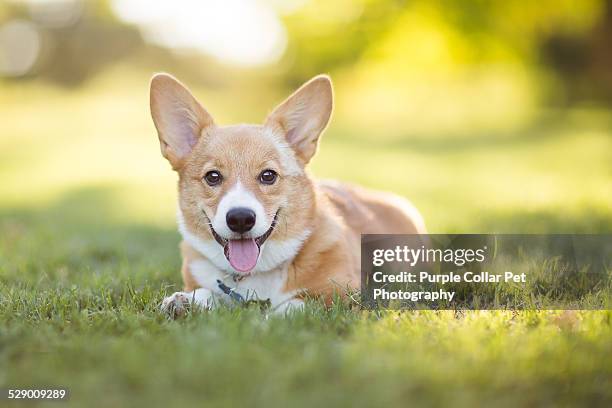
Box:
[0,71,611,407]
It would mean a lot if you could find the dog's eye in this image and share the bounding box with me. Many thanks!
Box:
[204,171,223,186]
[259,169,277,185]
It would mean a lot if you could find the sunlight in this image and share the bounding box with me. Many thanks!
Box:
[0,20,40,76]
[111,0,288,66]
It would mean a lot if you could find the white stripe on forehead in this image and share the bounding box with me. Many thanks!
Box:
[261,127,302,176]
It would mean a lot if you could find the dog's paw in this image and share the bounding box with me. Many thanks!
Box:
[161,292,191,318]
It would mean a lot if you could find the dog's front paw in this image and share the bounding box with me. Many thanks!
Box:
[161,292,191,318]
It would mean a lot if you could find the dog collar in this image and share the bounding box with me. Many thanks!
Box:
[216,278,272,309]
[216,279,245,303]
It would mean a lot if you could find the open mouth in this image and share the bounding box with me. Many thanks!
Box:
[205,210,279,274]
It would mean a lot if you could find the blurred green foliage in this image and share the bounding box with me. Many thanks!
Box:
[1,0,611,142]
[1,0,612,101]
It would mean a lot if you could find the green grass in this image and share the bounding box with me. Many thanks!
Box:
[0,70,611,406]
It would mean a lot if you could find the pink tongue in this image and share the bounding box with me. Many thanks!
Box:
[226,239,260,273]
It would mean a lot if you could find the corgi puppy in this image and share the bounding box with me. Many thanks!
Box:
[150,74,425,315]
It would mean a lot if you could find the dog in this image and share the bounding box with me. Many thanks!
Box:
[150,73,426,315]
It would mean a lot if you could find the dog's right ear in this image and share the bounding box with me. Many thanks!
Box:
[150,73,214,170]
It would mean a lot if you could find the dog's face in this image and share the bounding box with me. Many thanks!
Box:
[150,74,333,274]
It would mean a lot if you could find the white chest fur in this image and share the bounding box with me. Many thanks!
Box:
[166,209,308,313]
[189,258,301,311]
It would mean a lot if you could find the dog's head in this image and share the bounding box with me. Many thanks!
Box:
[150,74,333,274]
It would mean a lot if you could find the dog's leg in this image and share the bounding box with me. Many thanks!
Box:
[160,287,216,318]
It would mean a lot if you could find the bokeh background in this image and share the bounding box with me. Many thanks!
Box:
[1,0,611,233]
[1,2,611,406]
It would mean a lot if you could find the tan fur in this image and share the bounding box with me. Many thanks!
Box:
[284,181,424,303]
[150,73,426,307]
[180,241,200,292]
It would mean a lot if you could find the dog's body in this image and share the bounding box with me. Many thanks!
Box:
[150,74,425,314]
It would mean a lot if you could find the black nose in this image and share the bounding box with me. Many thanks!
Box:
[226,207,256,234]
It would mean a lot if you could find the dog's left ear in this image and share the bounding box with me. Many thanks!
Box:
[265,75,333,165]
